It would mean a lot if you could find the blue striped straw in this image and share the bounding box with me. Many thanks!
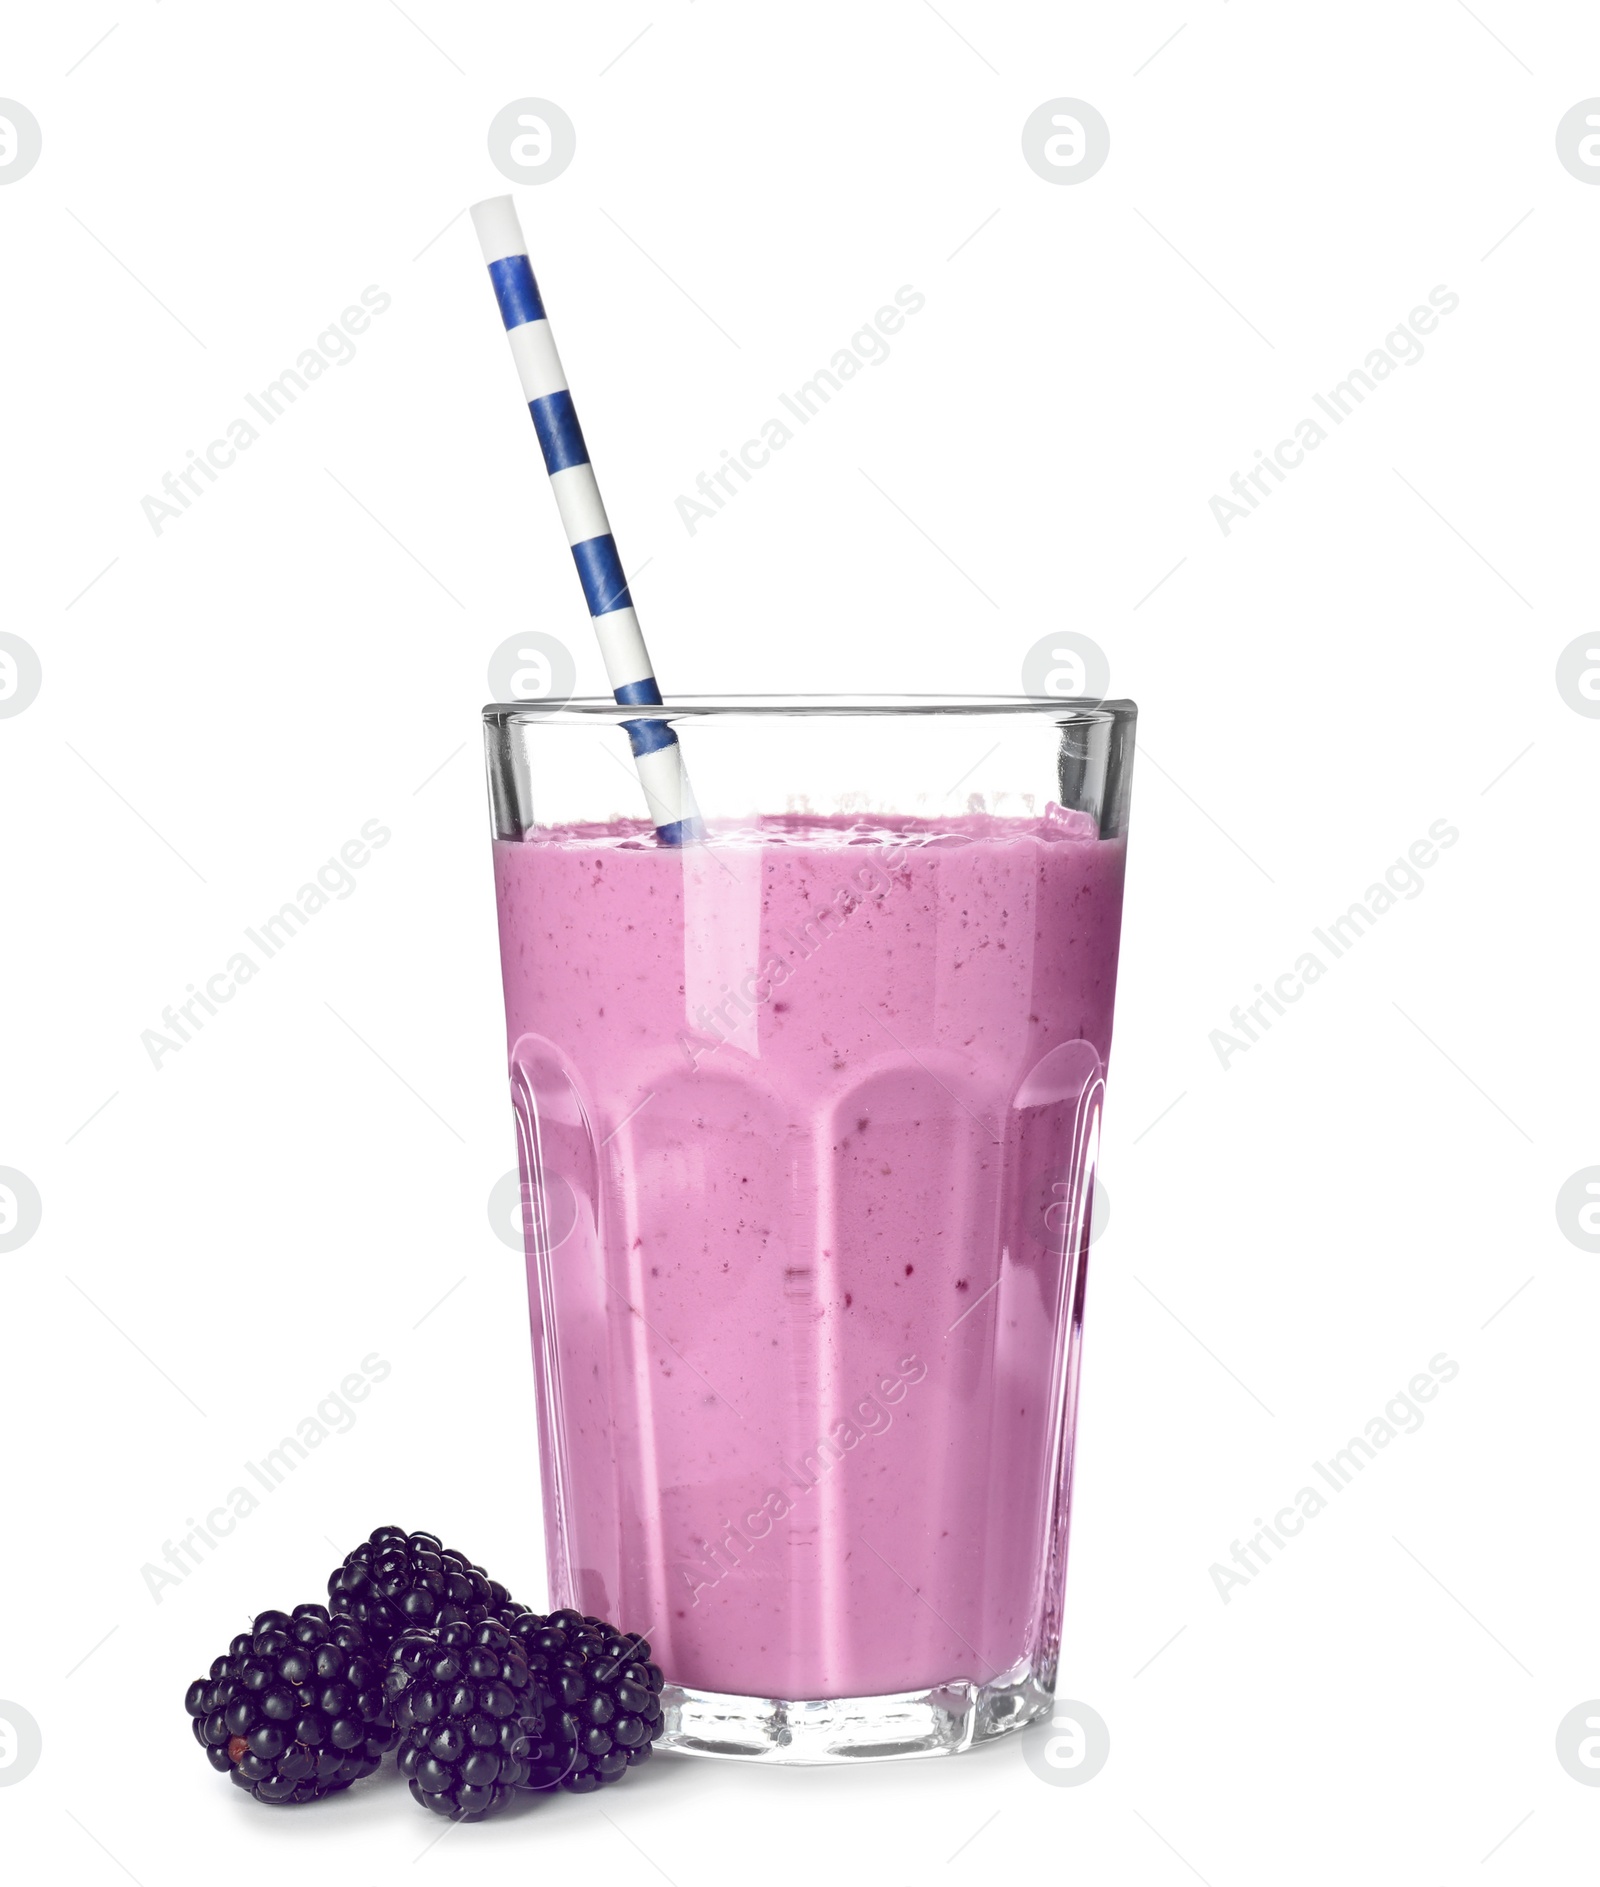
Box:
[470,195,701,845]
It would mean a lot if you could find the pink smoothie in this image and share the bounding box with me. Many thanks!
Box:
[494,812,1126,1701]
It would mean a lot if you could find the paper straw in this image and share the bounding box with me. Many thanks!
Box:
[470,195,701,845]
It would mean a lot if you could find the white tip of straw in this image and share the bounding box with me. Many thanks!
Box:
[470,196,526,265]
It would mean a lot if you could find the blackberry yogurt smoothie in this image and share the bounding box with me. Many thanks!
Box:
[493,809,1126,1720]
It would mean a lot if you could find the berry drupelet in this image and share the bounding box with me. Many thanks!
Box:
[328,1526,509,1658]
[498,1606,665,1793]
[184,1605,396,1805]
[386,1619,543,1821]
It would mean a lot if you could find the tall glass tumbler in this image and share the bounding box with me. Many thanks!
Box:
[484,697,1136,1762]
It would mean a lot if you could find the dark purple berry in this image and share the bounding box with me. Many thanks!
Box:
[183,1605,397,1805]
[386,1620,542,1822]
[326,1527,510,1658]
[494,1604,665,1794]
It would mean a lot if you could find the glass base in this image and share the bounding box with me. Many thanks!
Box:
[659,1660,1052,1764]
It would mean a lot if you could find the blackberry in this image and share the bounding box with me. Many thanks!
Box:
[184,1605,396,1805]
[328,1526,509,1658]
[386,1618,543,1820]
[497,1606,665,1793]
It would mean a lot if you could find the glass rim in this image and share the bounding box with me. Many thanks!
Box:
[482,693,1138,726]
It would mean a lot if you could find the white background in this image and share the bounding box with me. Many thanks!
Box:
[2,3,1598,1882]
